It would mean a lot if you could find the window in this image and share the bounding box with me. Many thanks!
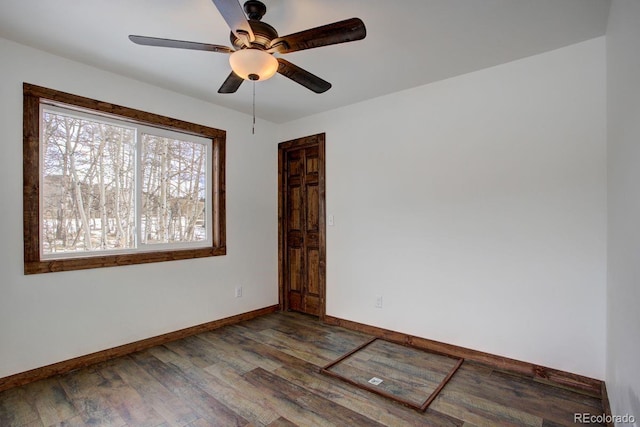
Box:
[24,83,226,274]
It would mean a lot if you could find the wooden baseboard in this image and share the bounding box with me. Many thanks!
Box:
[0,305,279,393]
[324,315,603,397]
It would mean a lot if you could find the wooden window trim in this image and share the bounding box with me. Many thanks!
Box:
[23,83,226,274]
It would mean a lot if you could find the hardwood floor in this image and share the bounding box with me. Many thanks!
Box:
[0,312,605,426]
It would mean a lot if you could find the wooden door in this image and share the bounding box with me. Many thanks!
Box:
[279,134,325,318]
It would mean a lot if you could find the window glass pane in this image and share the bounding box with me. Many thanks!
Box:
[41,110,136,255]
[140,134,208,245]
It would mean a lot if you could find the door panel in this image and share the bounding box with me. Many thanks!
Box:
[306,185,319,231]
[307,249,320,295]
[288,248,302,292]
[279,134,325,317]
[306,154,318,174]
[288,186,302,231]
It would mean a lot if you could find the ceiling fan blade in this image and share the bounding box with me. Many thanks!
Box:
[211,0,255,47]
[218,71,244,93]
[277,59,331,94]
[129,35,234,53]
[268,17,366,54]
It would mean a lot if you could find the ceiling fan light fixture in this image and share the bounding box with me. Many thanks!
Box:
[229,49,278,81]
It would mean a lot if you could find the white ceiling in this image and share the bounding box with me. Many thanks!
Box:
[0,0,610,123]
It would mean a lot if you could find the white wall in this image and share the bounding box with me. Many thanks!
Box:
[279,38,607,379]
[0,38,278,378]
[0,32,611,385]
[606,0,640,423]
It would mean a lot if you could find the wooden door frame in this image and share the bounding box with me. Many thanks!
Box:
[278,133,326,320]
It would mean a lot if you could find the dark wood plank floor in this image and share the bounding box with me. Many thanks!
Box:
[0,312,605,426]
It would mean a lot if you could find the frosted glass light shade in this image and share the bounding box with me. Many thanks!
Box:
[229,49,278,81]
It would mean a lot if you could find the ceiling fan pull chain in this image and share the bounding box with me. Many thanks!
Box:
[252,80,256,135]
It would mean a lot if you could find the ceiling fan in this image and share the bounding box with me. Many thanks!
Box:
[129,0,367,94]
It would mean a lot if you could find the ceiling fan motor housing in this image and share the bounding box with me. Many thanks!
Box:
[231,19,278,50]
[229,1,276,50]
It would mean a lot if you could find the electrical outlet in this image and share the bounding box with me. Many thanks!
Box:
[235,286,243,298]
[375,295,383,308]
